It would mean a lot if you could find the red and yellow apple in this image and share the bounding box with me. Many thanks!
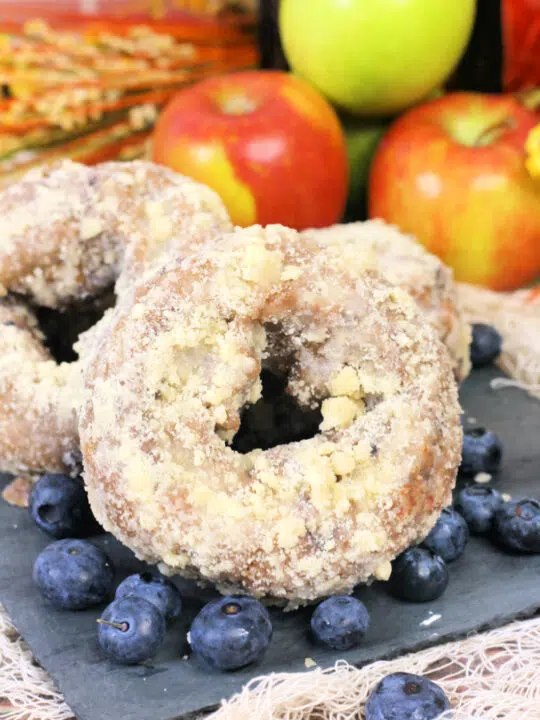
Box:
[152,71,348,229]
[279,0,476,116]
[369,93,540,291]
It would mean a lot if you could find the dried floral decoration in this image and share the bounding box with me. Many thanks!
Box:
[0,15,256,184]
[1,477,32,508]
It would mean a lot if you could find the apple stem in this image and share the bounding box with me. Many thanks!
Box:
[516,89,540,111]
[474,118,515,147]
[220,94,257,115]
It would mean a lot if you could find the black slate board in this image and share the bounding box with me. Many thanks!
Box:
[1,367,540,720]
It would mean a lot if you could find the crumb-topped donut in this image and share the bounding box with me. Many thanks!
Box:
[0,160,231,476]
[80,224,462,607]
[302,221,471,381]
[0,159,231,308]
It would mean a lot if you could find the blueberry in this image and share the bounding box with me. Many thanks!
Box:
[493,498,540,554]
[421,508,469,563]
[470,323,502,368]
[115,571,182,623]
[389,548,448,603]
[460,428,503,475]
[97,596,166,665]
[29,474,100,539]
[33,539,114,610]
[311,596,370,650]
[189,596,272,671]
[365,672,451,720]
[455,485,503,535]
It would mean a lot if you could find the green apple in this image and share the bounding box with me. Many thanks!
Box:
[342,117,388,221]
[279,0,476,116]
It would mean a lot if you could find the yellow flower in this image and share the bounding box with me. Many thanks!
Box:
[525,123,540,178]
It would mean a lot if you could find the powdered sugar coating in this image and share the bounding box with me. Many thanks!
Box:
[80,224,462,607]
[0,160,232,476]
[302,221,471,381]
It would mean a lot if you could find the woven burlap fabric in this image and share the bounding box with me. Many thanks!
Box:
[457,283,540,399]
[1,604,539,720]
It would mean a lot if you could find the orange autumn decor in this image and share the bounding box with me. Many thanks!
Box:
[0,14,257,186]
[152,71,349,229]
[0,1,255,23]
[503,0,540,91]
[369,92,540,292]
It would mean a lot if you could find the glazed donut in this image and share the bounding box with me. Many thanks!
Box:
[301,221,471,381]
[80,224,462,607]
[0,160,232,476]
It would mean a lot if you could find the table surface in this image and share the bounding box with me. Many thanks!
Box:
[1,366,539,720]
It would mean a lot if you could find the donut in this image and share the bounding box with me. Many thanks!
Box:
[0,160,232,476]
[0,159,231,308]
[80,224,462,607]
[301,221,471,381]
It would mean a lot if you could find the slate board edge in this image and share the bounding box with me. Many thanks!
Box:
[4,587,539,720]
[174,608,540,720]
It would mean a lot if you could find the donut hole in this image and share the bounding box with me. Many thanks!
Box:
[231,369,322,454]
[36,291,115,363]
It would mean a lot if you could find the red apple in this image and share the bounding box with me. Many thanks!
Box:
[369,93,540,291]
[152,71,348,229]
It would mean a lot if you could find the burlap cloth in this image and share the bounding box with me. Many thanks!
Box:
[1,283,539,719]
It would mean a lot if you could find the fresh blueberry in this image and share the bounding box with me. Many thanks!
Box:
[28,474,99,539]
[389,548,448,603]
[189,596,272,671]
[97,596,166,665]
[115,571,182,623]
[493,498,540,554]
[460,428,503,476]
[470,323,502,368]
[311,596,370,650]
[33,539,114,610]
[365,672,451,720]
[421,508,469,563]
[455,485,503,535]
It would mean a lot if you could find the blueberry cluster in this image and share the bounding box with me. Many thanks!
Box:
[389,465,540,603]
[388,510,465,604]
[31,523,452,716]
[29,473,276,668]
[388,424,538,604]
